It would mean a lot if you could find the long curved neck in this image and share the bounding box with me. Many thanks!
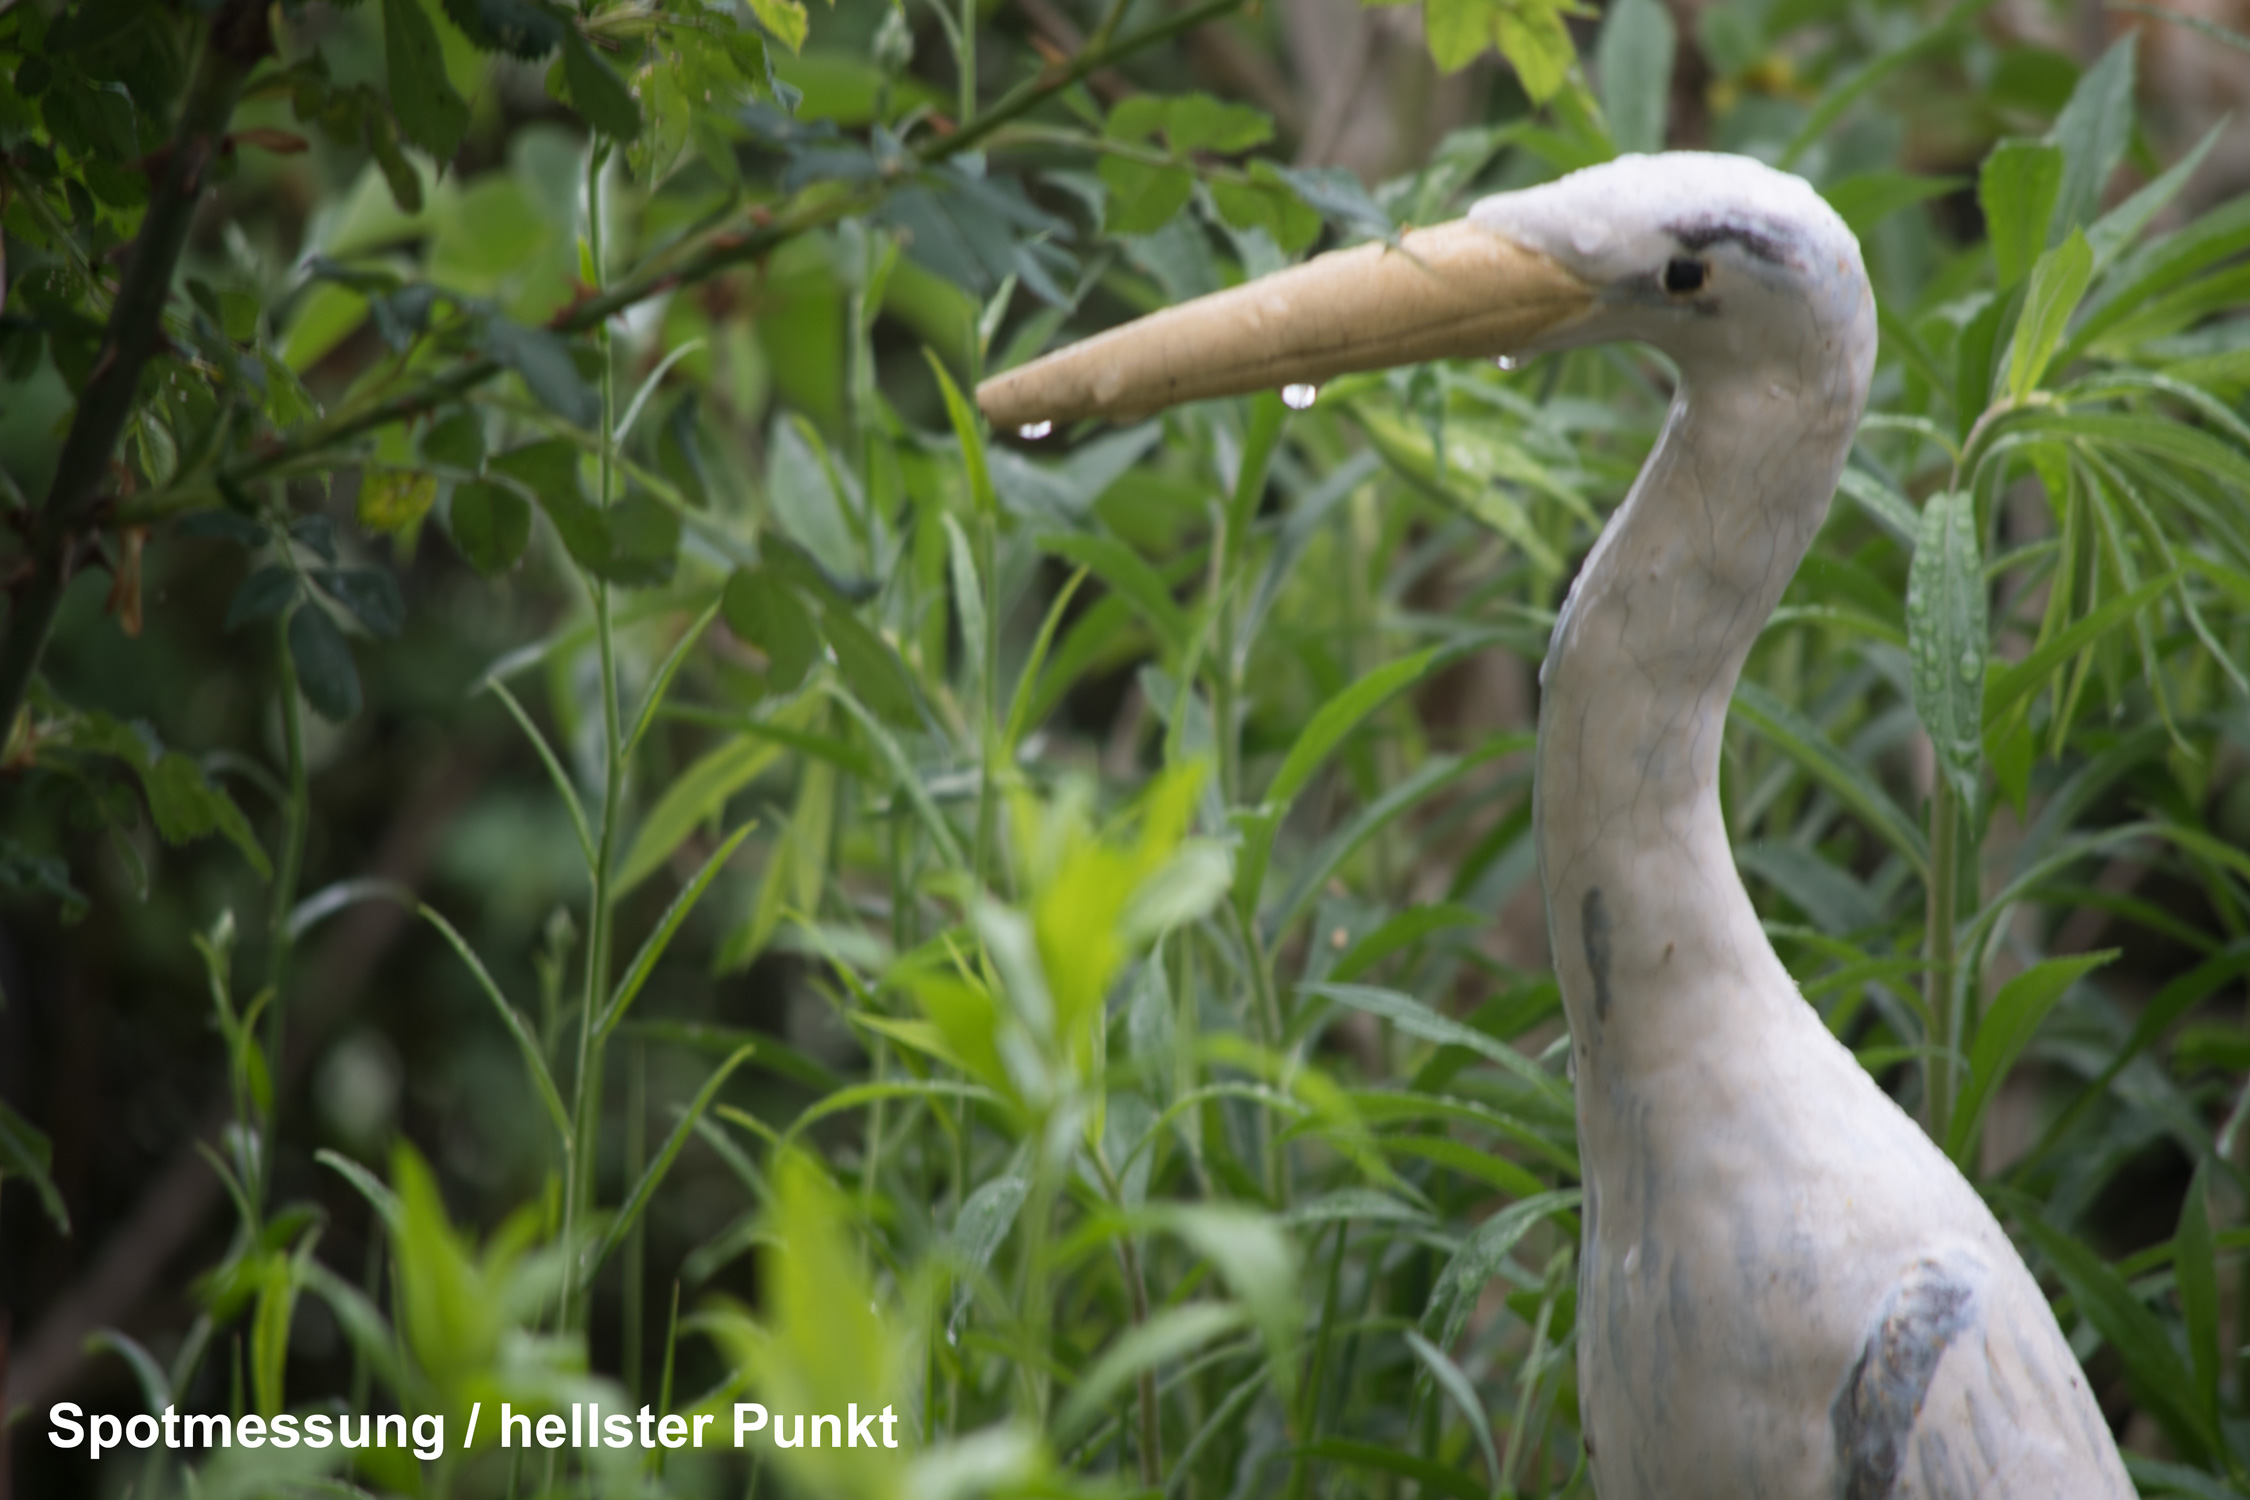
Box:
[1535,358,1864,1070]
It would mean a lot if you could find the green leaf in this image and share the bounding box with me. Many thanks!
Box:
[722,565,822,691]
[143,754,274,879]
[382,0,471,160]
[602,821,757,1036]
[923,350,995,515]
[0,1096,68,1233]
[1270,648,1441,811]
[422,408,486,471]
[1310,982,1573,1115]
[1978,139,2062,289]
[288,606,363,722]
[226,566,301,631]
[1298,1441,1483,1500]
[947,1172,1028,1335]
[357,468,439,535]
[744,0,808,53]
[2020,1214,2217,1464]
[1982,568,2178,729]
[1422,1189,1582,1347]
[1945,950,2115,1164]
[418,904,573,1145]
[447,479,532,575]
[588,1044,757,1274]
[1821,172,1960,237]
[1596,0,1673,155]
[618,730,789,892]
[2085,122,2221,271]
[818,601,920,727]
[560,29,642,142]
[2045,33,2136,239]
[250,1251,299,1416]
[1056,1302,1248,1441]
[480,318,599,427]
[312,569,405,638]
[1906,491,1986,801]
[1100,157,1196,237]
[389,1141,500,1390]
[2006,230,2092,399]
[438,0,564,58]
[1731,681,1928,876]
[1038,532,1187,656]
[1405,1330,1504,1493]
[1162,95,1272,153]
[2177,1160,2221,1434]
[1493,0,1579,101]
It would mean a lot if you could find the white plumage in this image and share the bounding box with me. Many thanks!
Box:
[979,150,2134,1500]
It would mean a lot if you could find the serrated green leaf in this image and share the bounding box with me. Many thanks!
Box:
[382,0,471,160]
[744,0,807,53]
[226,566,301,631]
[312,569,405,638]
[447,479,531,575]
[560,29,641,141]
[289,605,363,722]
[1907,491,1986,800]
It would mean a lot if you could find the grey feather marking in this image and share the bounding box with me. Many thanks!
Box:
[1582,886,1615,1021]
[1831,1258,1979,1500]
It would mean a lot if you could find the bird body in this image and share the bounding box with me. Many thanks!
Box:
[977,150,2135,1500]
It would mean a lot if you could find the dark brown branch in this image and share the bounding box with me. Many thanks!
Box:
[0,0,272,740]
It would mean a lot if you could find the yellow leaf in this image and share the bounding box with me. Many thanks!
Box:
[359,469,438,535]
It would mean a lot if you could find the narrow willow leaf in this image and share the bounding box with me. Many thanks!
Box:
[83,1330,170,1414]
[1730,682,1928,874]
[2020,1215,2217,1464]
[1038,531,1187,655]
[1906,491,1986,801]
[2177,1159,2221,1433]
[315,1148,404,1233]
[1300,1440,1483,1500]
[1309,982,1570,1115]
[2045,33,2136,239]
[944,514,988,696]
[1978,139,2062,289]
[418,903,572,1145]
[1404,1329,1505,1494]
[624,598,721,760]
[1982,569,2179,730]
[1596,0,1674,155]
[587,1044,756,1275]
[1945,950,2115,1165]
[2086,122,2222,271]
[618,730,787,892]
[602,821,757,1038]
[1421,1189,1582,1348]
[1055,1303,1247,1441]
[2006,232,2093,400]
[251,1251,298,1416]
[948,1172,1029,1335]
[925,349,996,516]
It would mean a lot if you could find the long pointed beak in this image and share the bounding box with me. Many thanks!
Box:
[976,220,1597,428]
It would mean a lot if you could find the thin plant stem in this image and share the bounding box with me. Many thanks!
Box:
[624,1037,647,1399]
[1923,773,1959,1140]
[561,139,627,1339]
[256,613,310,1216]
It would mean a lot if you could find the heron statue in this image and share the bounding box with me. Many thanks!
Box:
[977,153,2134,1498]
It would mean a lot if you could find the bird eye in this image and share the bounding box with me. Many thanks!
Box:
[1663,257,1707,295]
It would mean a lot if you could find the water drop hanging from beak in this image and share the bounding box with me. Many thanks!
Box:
[1018,420,1054,439]
[1281,383,1317,411]
[1494,356,1518,371]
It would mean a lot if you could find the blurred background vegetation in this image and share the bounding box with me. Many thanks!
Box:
[3,0,2250,1490]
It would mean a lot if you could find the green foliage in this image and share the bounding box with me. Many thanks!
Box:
[8,0,2250,1494]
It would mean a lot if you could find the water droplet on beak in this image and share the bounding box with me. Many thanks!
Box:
[1281,383,1317,411]
[1494,355,1518,371]
[1018,420,1054,440]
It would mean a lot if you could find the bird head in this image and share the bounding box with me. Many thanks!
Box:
[975,151,1873,430]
